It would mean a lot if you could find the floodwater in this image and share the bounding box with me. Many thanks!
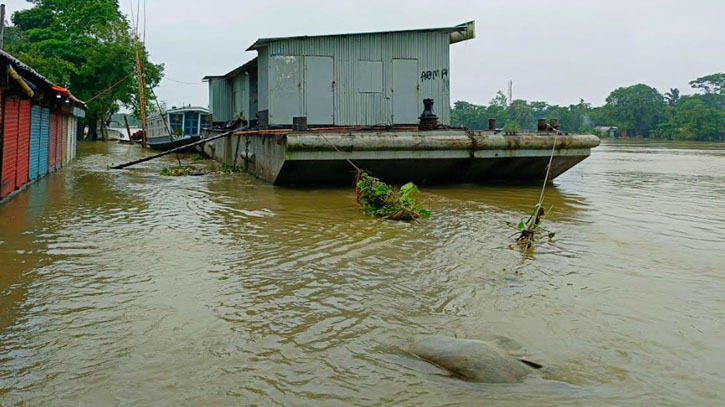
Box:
[1,140,724,406]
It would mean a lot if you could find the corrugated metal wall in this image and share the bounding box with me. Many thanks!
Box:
[260,31,451,126]
[232,74,250,120]
[209,78,234,122]
[39,107,50,176]
[16,99,31,188]
[1,97,19,197]
[29,105,41,181]
[257,48,269,113]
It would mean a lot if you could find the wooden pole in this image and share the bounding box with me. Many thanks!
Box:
[123,115,133,141]
[133,34,148,148]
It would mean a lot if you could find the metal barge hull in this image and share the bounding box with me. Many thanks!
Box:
[201,129,600,185]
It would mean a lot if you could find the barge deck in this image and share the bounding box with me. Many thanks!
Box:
[201,128,600,185]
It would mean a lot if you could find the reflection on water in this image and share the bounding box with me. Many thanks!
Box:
[1,140,724,406]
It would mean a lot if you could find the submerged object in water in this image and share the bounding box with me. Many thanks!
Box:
[410,335,542,383]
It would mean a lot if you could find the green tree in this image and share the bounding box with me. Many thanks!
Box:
[689,73,725,95]
[7,0,164,140]
[665,88,680,106]
[603,84,665,137]
[667,97,724,141]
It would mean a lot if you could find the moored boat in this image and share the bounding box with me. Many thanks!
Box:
[146,106,211,151]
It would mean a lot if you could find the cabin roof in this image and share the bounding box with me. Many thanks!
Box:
[246,21,475,50]
[167,105,210,114]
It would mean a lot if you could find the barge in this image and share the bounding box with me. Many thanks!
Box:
[200,21,599,185]
[201,127,599,185]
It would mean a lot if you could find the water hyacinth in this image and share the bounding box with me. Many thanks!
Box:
[355,171,431,221]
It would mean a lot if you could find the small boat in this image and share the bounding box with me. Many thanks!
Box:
[146,135,200,151]
[146,106,212,151]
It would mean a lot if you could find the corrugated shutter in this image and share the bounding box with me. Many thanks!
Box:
[29,105,42,181]
[39,107,50,175]
[70,117,77,160]
[49,111,57,171]
[60,115,67,165]
[65,116,72,163]
[1,97,19,197]
[15,99,31,188]
[55,113,63,169]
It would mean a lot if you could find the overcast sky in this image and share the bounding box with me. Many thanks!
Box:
[5,0,725,108]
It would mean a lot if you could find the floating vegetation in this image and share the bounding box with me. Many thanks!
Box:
[160,166,195,176]
[219,163,243,174]
[507,203,556,250]
[355,171,431,221]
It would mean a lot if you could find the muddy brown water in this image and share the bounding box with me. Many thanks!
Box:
[1,140,724,406]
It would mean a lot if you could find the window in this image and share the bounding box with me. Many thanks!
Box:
[169,113,183,136]
[358,61,383,93]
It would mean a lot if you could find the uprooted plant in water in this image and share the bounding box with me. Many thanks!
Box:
[508,203,556,250]
[355,171,431,221]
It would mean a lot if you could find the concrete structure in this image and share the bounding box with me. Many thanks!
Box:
[205,22,475,127]
[201,128,600,185]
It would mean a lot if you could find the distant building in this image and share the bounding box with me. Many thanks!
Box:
[595,126,618,138]
[204,21,475,127]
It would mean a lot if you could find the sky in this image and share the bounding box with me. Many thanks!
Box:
[4,0,725,108]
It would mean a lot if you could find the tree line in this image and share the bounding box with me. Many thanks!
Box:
[4,0,163,140]
[451,73,725,141]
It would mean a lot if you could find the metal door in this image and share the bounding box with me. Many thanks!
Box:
[304,56,334,125]
[269,55,302,125]
[49,112,57,170]
[60,115,67,166]
[16,100,31,187]
[55,114,63,168]
[1,97,19,197]
[29,105,41,181]
[392,59,419,124]
[39,108,50,176]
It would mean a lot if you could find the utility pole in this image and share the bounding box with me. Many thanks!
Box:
[1,4,6,50]
[507,80,513,106]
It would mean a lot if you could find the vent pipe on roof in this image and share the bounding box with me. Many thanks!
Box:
[450,21,475,44]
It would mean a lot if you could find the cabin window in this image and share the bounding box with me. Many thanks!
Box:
[169,113,183,136]
[201,114,212,129]
[358,60,383,93]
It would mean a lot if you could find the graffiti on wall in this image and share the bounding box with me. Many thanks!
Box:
[420,69,448,82]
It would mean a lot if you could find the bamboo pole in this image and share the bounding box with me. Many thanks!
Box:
[123,115,133,141]
[133,34,148,148]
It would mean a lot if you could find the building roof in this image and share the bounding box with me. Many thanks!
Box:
[0,49,86,108]
[246,21,475,51]
[202,58,257,81]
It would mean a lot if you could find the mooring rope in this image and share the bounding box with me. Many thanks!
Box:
[318,133,362,172]
[536,125,560,207]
